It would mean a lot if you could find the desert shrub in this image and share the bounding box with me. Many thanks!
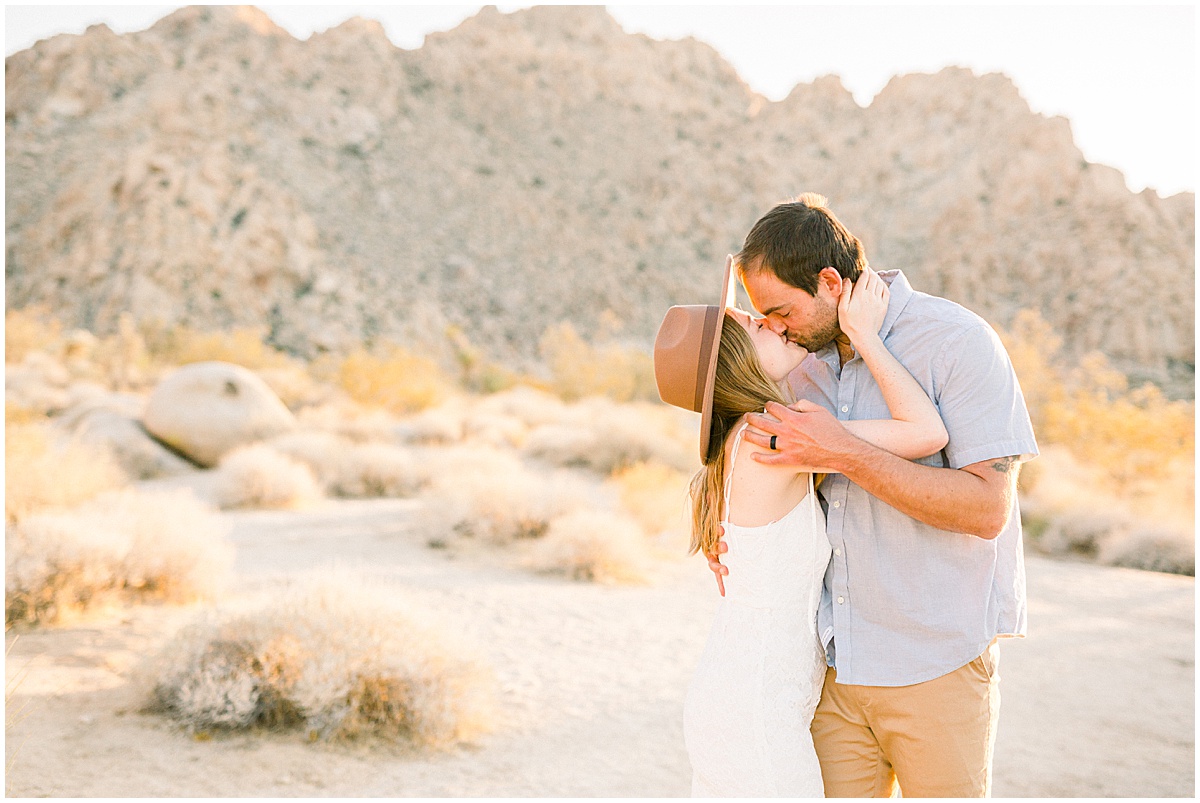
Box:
[445,325,522,394]
[141,322,296,372]
[1001,309,1194,488]
[395,399,469,445]
[611,461,691,537]
[462,410,529,449]
[255,365,334,412]
[146,573,495,746]
[523,397,696,475]
[5,424,127,523]
[4,352,73,416]
[1020,445,1193,576]
[327,345,451,416]
[6,489,232,625]
[79,312,154,391]
[5,305,64,364]
[332,443,425,497]
[472,385,569,427]
[539,320,658,403]
[1034,505,1132,558]
[1026,504,1195,577]
[5,402,46,426]
[1098,526,1195,576]
[270,431,427,498]
[525,510,650,584]
[213,445,322,510]
[296,400,406,444]
[417,447,597,546]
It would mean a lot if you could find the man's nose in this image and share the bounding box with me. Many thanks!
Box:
[764,315,788,336]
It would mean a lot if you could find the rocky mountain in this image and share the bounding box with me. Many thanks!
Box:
[5,5,1194,390]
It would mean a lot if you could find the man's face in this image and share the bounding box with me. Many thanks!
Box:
[740,264,842,353]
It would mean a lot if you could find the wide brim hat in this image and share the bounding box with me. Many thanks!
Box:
[653,256,738,461]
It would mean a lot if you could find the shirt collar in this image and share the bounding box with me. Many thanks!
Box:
[876,269,914,341]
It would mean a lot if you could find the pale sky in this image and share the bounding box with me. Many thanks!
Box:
[3,4,1195,197]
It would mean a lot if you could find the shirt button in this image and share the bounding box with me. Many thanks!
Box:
[832,501,841,509]
[837,596,845,604]
[834,548,842,556]
[840,405,849,413]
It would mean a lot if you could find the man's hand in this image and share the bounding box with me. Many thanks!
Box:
[744,400,862,471]
[704,529,728,596]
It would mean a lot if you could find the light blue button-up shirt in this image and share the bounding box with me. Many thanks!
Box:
[790,270,1038,687]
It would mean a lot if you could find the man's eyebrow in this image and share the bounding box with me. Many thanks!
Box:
[761,303,789,316]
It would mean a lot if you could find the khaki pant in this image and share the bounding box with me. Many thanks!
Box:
[811,641,1001,798]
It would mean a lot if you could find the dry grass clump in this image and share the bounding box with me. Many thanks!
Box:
[473,385,569,427]
[1020,445,1193,576]
[140,322,297,373]
[320,345,452,416]
[296,400,406,444]
[1002,309,1194,488]
[523,398,697,475]
[525,510,650,584]
[610,461,691,538]
[269,431,426,498]
[5,305,64,364]
[5,424,127,523]
[5,489,232,625]
[332,443,426,498]
[5,352,72,415]
[395,399,470,445]
[462,410,529,450]
[445,324,522,395]
[539,321,658,403]
[1026,503,1194,577]
[1098,526,1195,576]
[417,447,597,546]
[255,365,335,412]
[1001,311,1194,576]
[146,573,495,747]
[213,445,322,510]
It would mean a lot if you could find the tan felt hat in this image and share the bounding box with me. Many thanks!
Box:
[653,256,737,461]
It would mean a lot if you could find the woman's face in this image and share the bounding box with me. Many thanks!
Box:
[728,308,808,382]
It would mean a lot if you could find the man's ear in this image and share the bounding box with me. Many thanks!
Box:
[817,266,844,299]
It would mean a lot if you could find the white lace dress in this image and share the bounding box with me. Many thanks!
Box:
[683,424,832,797]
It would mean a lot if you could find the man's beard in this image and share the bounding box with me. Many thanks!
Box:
[787,301,841,352]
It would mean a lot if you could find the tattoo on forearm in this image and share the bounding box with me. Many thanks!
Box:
[990,456,1018,474]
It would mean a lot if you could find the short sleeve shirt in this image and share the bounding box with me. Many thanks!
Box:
[790,270,1039,687]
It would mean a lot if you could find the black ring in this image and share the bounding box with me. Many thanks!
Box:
[770,435,778,451]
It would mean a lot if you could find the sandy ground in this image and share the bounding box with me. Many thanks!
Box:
[5,496,1195,798]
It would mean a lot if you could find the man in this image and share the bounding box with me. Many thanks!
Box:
[706,193,1038,797]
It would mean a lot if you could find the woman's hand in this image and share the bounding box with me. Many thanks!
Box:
[838,267,889,348]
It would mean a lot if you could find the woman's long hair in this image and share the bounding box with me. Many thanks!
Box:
[688,312,791,556]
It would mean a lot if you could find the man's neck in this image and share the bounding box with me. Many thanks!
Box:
[835,334,855,367]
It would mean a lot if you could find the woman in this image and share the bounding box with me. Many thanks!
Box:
[652,263,948,797]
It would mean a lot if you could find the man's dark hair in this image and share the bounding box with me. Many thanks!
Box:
[735,192,867,295]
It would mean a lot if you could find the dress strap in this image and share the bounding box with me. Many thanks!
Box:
[808,469,820,637]
[809,470,817,534]
[722,422,750,522]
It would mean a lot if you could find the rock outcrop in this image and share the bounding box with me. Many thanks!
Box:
[143,361,295,467]
[5,6,1194,391]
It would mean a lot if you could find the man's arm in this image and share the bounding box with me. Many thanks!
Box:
[745,401,1018,539]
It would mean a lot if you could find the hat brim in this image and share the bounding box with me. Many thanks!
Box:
[698,256,738,461]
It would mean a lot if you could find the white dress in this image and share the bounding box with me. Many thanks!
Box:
[683,424,832,797]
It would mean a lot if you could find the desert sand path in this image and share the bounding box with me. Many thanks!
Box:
[5,498,1194,797]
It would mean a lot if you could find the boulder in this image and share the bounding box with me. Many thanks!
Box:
[143,361,296,467]
[59,392,195,479]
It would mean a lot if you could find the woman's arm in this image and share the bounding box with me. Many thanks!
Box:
[838,269,948,459]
